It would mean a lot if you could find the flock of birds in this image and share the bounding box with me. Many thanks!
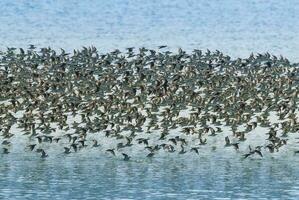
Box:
[1,45,299,161]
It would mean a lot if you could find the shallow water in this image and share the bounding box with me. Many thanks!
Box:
[1,154,299,200]
[1,0,299,199]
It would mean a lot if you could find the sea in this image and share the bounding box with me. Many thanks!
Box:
[0,0,299,199]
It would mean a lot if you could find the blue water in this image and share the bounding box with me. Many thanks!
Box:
[0,0,298,61]
[1,0,299,199]
[1,154,299,200]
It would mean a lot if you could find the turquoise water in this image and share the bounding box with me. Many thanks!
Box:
[1,1,299,199]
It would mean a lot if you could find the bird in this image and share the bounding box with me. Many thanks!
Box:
[27,144,36,151]
[179,145,186,154]
[92,139,100,147]
[41,150,48,158]
[199,138,207,145]
[122,153,130,161]
[64,147,71,154]
[106,149,115,156]
[2,140,11,145]
[225,136,231,146]
[147,152,155,158]
[0,46,297,161]
[3,148,9,154]
[158,45,167,49]
[243,146,263,159]
[190,147,199,155]
[225,136,239,150]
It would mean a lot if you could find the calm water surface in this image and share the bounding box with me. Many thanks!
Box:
[0,0,298,61]
[1,154,299,199]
